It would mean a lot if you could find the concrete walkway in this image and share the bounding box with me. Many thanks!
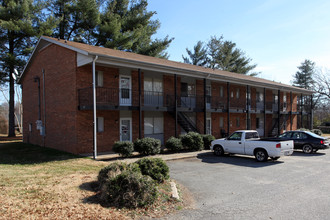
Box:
[90,150,212,163]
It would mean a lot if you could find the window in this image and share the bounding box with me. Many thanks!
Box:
[273,94,278,104]
[236,88,240,99]
[144,116,163,135]
[144,78,162,95]
[220,86,224,97]
[96,71,103,87]
[29,123,32,132]
[257,92,263,102]
[236,117,240,127]
[97,117,104,132]
[228,132,242,140]
[220,117,224,128]
[279,132,292,138]
[181,82,195,97]
[231,91,234,98]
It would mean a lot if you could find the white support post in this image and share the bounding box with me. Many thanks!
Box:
[93,56,98,159]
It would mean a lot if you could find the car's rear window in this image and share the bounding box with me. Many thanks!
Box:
[245,132,259,139]
[305,131,322,139]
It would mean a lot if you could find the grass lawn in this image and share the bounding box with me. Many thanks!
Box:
[0,141,185,219]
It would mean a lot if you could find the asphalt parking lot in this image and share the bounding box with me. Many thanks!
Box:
[163,150,330,220]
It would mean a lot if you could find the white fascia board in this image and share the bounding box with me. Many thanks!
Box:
[90,53,313,95]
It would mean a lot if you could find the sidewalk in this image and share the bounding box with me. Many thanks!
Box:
[89,150,212,163]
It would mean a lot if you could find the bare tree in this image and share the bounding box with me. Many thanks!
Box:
[314,68,330,102]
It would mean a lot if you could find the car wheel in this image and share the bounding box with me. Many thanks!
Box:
[255,149,268,162]
[302,144,313,154]
[271,157,280,161]
[213,145,224,156]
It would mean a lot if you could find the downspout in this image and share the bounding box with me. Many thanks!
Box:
[42,69,46,146]
[93,56,98,160]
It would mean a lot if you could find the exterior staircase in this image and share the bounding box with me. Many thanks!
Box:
[169,111,199,133]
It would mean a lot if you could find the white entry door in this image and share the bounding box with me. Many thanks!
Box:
[119,76,131,105]
[120,118,132,141]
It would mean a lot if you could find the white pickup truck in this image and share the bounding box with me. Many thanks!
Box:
[210,130,294,162]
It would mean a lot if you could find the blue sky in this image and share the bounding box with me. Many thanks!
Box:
[147,0,330,84]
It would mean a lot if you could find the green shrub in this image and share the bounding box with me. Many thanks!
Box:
[97,162,140,187]
[202,134,215,150]
[101,170,157,208]
[135,158,169,183]
[165,136,183,152]
[180,132,204,151]
[112,141,134,157]
[134,137,161,155]
[311,129,323,136]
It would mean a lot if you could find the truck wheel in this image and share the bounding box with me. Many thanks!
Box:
[214,146,224,156]
[255,149,268,162]
[271,157,280,161]
[302,144,313,154]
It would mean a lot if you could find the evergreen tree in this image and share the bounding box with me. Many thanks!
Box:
[182,41,208,66]
[182,36,258,75]
[0,0,56,137]
[207,36,258,75]
[95,0,173,58]
[292,59,315,90]
[51,0,100,44]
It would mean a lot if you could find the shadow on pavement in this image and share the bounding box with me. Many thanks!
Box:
[291,151,326,157]
[196,152,284,168]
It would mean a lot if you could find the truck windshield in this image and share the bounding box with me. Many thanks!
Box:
[228,132,242,140]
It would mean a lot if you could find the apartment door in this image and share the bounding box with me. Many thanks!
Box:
[120,118,132,141]
[119,75,131,105]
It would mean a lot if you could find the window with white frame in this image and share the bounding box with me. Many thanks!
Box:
[144,116,163,135]
[236,88,240,99]
[97,117,104,132]
[96,71,103,87]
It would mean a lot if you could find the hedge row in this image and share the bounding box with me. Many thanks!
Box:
[112,137,161,158]
[98,158,169,208]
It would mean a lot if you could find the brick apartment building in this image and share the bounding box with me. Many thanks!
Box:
[18,36,313,155]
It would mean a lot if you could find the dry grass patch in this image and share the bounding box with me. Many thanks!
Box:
[0,142,186,219]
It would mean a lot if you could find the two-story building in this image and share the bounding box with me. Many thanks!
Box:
[19,36,313,156]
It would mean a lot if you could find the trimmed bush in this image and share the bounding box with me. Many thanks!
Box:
[134,137,161,155]
[202,134,215,150]
[311,129,323,136]
[112,141,134,157]
[135,158,169,183]
[97,162,140,187]
[165,136,183,152]
[101,170,158,208]
[180,132,204,151]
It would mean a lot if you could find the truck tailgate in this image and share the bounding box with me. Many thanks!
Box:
[280,140,294,155]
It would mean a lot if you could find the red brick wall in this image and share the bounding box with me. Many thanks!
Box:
[229,113,246,134]
[21,44,78,153]
[211,112,227,138]
[292,93,298,112]
[251,114,257,130]
[230,84,246,109]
